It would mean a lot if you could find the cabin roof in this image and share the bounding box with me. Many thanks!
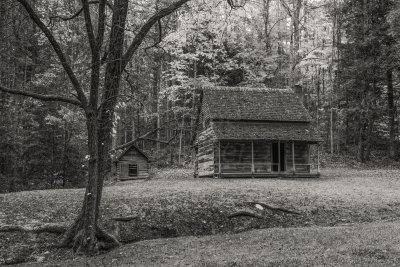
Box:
[202,86,311,122]
[114,143,150,162]
[212,121,323,143]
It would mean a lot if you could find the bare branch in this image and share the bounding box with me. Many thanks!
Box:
[0,84,82,107]
[267,17,287,38]
[49,1,114,22]
[82,0,97,53]
[16,0,88,108]
[227,0,247,9]
[141,133,178,144]
[113,122,178,151]
[121,0,191,70]
[279,0,292,17]
[292,45,325,70]
[96,0,107,48]
[144,19,163,52]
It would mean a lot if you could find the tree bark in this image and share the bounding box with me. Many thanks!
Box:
[61,0,129,254]
[262,0,271,53]
[289,0,302,88]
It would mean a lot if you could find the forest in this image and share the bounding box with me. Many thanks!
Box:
[0,0,400,259]
[1,0,399,192]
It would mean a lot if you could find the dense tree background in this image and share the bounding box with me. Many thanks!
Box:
[1,0,400,193]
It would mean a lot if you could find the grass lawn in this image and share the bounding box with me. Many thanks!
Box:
[1,167,400,265]
[19,221,400,266]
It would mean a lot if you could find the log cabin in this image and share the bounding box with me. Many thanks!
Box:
[114,144,150,180]
[194,87,323,178]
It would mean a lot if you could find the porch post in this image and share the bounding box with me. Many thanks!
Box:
[251,141,254,177]
[308,144,311,173]
[292,141,295,173]
[317,144,320,174]
[218,141,221,178]
[278,140,281,173]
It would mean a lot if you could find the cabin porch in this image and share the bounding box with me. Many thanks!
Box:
[213,140,320,178]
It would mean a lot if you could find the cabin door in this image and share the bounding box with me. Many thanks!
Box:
[272,142,285,172]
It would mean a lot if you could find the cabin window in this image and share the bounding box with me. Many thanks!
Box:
[128,164,138,177]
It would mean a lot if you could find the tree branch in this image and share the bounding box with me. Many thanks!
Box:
[121,0,190,70]
[144,19,164,52]
[0,84,82,107]
[279,0,292,17]
[82,0,97,54]
[227,0,247,9]
[141,133,178,145]
[113,122,178,151]
[267,17,287,38]
[16,0,88,108]
[49,1,114,22]
[292,45,324,70]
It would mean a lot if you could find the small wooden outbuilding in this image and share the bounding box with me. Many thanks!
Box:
[194,86,323,178]
[114,144,150,180]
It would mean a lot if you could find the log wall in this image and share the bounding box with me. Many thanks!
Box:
[196,127,216,177]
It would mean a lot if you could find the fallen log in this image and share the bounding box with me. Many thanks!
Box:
[0,223,67,234]
[246,201,301,215]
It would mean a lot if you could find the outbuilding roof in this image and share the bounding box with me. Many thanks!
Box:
[202,87,311,122]
[114,143,150,161]
[212,121,323,143]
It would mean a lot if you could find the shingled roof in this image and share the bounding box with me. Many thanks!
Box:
[202,87,311,122]
[212,121,323,143]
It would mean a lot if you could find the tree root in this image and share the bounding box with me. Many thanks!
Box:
[59,218,120,254]
[0,221,120,254]
[245,201,301,215]
[228,202,301,220]
[0,223,67,234]
[96,227,120,249]
[112,216,138,222]
[228,211,263,219]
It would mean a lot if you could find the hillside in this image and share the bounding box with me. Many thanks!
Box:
[1,168,400,265]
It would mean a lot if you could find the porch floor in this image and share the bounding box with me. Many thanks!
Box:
[201,172,320,179]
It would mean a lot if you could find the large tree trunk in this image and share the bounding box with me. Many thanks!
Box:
[289,0,301,88]
[153,59,162,152]
[60,112,103,254]
[263,0,271,53]
[61,0,128,254]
